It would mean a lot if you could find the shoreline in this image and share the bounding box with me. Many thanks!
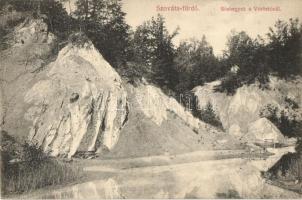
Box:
[5,148,281,199]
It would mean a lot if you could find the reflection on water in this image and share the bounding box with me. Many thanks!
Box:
[40,178,121,199]
[31,147,301,199]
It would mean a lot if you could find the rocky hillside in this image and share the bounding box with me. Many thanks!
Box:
[1,18,129,158]
[1,17,56,139]
[102,81,243,158]
[1,18,243,158]
[193,78,302,143]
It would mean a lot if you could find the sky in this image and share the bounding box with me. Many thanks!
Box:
[66,0,302,55]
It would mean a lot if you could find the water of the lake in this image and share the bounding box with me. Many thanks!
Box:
[26,147,301,199]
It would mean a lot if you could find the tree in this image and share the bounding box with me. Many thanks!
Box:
[74,0,131,67]
[173,41,195,92]
[40,0,72,39]
[225,31,258,78]
[196,102,224,130]
[131,14,178,88]
[173,36,222,93]
[216,31,270,94]
[0,0,72,39]
[130,20,156,80]
[267,18,302,78]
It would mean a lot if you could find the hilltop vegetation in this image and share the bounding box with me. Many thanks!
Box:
[1,0,301,94]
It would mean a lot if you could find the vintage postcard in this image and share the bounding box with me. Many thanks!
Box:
[0,0,302,199]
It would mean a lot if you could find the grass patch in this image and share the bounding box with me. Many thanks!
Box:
[1,131,82,196]
[1,159,81,195]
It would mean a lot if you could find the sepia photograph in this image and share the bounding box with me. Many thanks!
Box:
[0,0,302,199]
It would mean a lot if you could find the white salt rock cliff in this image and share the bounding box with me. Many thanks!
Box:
[24,41,128,158]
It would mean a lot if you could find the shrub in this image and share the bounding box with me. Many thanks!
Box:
[214,71,270,96]
[68,32,91,48]
[260,103,302,138]
[214,73,242,95]
[178,94,224,130]
[216,189,241,199]
[20,142,45,163]
[1,134,82,196]
[259,104,279,125]
[263,99,302,193]
[285,96,299,109]
[195,102,224,130]
[278,110,302,138]
[265,152,302,186]
[116,62,145,85]
[296,138,302,153]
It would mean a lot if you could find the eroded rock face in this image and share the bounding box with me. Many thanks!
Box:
[14,17,55,47]
[134,83,205,131]
[24,42,128,158]
[193,77,302,141]
[247,118,285,142]
[192,81,231,129]
[1,17,57,139]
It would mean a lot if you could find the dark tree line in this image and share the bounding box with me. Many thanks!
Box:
[1,0,301,95]
[216,19,302,94]
[129,16,302,95]
[173,36,224,93]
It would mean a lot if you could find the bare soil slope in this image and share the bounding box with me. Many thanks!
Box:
[101,84,244,159]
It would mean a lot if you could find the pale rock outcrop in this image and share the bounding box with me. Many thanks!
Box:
[1,17,57,140]
[193,77,302,141]
[226,84,279,134]
[135,83,204,130]
[14,17,55,46]
[192,81,231,128]
[24,41,128,158]
[247,118,285,142]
